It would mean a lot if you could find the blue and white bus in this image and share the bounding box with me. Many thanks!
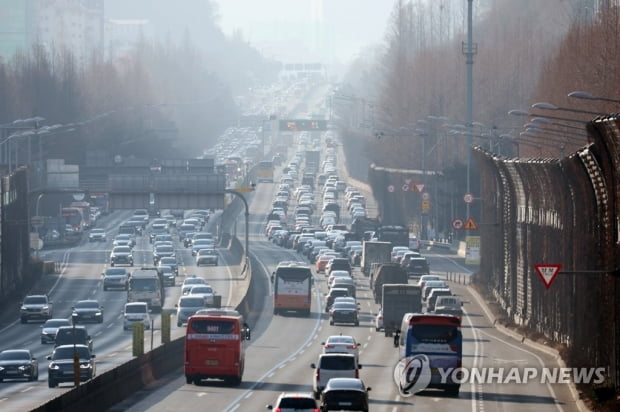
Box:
[397,313,462,396]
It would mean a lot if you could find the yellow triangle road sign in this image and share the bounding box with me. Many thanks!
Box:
[464,217,478,230]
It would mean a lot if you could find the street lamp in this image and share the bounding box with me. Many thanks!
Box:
[225,188,251,275]
[568,91,620,104]
[71,312,80,386]
[531,102,602,116]
[508,109,589,124]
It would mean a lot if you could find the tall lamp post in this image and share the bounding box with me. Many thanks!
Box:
[568,91,620,104]
[225,188,252,274]
[71,312,80,386]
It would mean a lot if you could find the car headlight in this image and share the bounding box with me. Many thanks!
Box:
[95,312,102,316]
[0,366,4,372]
[49,363,60,370]
[18,365,29,371]
[80,363,92,369]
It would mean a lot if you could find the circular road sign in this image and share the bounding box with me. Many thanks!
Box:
[422,192,430,201]
[452,218,464,230]
[463,193,474,204]
[402,184,409,192]
[388,185,395,193]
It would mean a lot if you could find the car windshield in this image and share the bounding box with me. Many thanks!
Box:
[53,346,91,360]
[332,303,357,311]
[327,336,355,344]
[24,296,47,304]
[278,398,317,408]
[114,246,131,253]
[125,305,147,314]
[91,229,104,234]
[105,268,126,276]
[160,258,176,264]
[184,278,206,286]
[156,246,174,253]
[0,350,29,360]
[190,286,213,294]
[75,301,98,309]
[44,319,70,328]
[179,297,205,307]
[199,249,217,255]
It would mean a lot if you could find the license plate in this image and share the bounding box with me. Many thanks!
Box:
[206,360,218,366]
[339,402,352,406]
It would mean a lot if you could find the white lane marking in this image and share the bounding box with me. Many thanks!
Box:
[20,386,34,393]
[463,305,481,412]
[222,282,324,412]
[244,392,253,399]
[476,327,563,411]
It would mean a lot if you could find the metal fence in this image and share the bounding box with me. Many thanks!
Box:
[366,114,620,396]
[474,114,620,394]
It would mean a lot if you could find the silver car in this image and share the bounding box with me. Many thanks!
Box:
[175,296,207,327]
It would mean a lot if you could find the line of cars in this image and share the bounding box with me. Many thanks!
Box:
[265,131,371,412]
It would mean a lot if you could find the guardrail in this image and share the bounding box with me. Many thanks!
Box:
[445,272,472,285]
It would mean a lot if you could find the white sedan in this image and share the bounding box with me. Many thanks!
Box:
[321,335,360,360]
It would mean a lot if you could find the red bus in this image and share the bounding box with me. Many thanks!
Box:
[271,261,313,317]
[61,207,84,232]
[184,309,251,386]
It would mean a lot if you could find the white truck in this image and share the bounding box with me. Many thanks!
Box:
[381,284,422,337]
[361,241,392,277]
[20,295,53,323]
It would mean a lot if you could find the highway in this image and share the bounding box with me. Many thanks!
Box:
[103,162,582,411]
[0,209,242,411]
[0,86,583,411]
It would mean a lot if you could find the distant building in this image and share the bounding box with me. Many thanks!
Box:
[279,62,326,83]
[0,0,104,66]
[105,19,152,61]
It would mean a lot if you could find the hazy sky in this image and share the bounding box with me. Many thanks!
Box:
[211,0,395,64]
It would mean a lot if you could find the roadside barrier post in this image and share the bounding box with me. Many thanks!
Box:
[133,323,144,356]
[161,312,170,344]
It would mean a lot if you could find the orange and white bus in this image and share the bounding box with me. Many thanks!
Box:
[184,309,251,386]
[256,160,275,183]
[271,261,313,317]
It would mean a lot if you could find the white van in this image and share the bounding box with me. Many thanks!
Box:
[123,302,151,330]
[433,296,463,316]
[311,353,361,399]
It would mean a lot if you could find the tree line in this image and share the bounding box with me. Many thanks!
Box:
[0,12,279,164]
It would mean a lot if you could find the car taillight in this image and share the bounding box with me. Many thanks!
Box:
[450,344,458,352]
[325,345,333,349]
[274,409,281,412]
[355,369,359,378]
[316,369,320,382]
[347,345,356,349]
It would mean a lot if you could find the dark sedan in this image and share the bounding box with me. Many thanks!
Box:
[72,300,104,323]
[0,349,39,382]
[329,302,359,326]
[320,378,371,412]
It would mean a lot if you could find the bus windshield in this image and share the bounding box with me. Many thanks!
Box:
[130,278,158,291]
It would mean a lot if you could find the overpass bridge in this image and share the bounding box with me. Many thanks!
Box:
[30,156,227,212]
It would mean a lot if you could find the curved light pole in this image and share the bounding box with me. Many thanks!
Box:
[531,102,603,116]
[568,91,620,104]
[225,188,251,274]
[508,109,589,125]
